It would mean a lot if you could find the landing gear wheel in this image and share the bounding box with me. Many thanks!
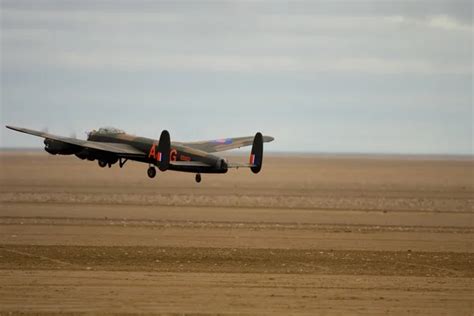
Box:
[147,166,156,178]
[98,160,107,168]
[195,173,202,183]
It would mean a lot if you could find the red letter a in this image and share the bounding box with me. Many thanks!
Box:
[148,144,156,159]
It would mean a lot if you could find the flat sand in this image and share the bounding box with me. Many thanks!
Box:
[0,153,472,315]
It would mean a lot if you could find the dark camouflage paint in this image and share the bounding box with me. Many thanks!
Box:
[5,125,274,174]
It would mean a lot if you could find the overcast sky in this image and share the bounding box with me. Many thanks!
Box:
[1,0,472,154]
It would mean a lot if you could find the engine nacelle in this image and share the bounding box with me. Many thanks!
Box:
[75,148,118,165]
[75,149,92,160]
[44,139,80,155]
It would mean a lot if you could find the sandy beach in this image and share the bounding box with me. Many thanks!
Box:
[0,152,472,314]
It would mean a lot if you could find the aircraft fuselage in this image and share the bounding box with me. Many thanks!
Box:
[87,132,228,174]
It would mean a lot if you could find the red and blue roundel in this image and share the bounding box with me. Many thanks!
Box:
[213,138,233,145]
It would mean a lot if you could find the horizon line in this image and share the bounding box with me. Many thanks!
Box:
[0,147,472,159]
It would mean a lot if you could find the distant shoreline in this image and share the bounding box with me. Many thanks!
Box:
[0,147,472,161]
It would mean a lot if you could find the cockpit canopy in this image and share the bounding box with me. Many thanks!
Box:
[96,127,125,134]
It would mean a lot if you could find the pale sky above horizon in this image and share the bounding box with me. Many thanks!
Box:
[1,0,472,154]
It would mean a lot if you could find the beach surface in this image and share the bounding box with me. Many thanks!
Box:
[0,152,472,315]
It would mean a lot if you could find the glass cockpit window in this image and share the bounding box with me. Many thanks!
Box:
[97,127,125,134]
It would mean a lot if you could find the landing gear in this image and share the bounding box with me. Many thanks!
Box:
[98,160,107,168]
[98,160,113,168]
[119,158,128,168]
[147,166,156,178]
[195,173,202,183]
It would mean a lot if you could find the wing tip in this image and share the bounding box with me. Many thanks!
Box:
[264,136,275,143]
[5,125,21,132]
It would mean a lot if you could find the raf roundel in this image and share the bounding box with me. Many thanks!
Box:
[213,138,233,145]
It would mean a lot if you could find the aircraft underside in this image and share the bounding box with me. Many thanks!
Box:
[6,125,273,184]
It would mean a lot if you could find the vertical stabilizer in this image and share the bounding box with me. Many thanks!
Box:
[250,132,263,174]
[157,130,170,171]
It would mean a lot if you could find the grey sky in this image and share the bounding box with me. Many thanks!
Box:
[1,0,472,154]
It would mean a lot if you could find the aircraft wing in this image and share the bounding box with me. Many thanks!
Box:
[180,135,274,153]
[5,125,145,157]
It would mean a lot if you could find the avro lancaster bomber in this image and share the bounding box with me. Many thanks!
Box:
[5,126,274,183]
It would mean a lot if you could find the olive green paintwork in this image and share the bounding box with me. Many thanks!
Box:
[5,125,274,175]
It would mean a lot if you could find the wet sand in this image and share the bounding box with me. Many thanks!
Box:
[0,153,472,315]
